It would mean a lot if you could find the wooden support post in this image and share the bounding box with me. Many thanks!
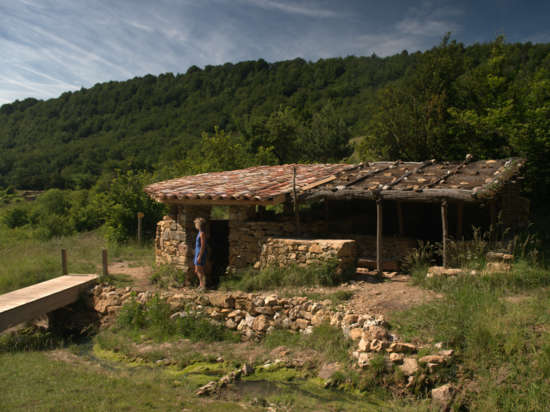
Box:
[456,201,464,240]
[102,249,109,277]
[441,200,448,268]
[292,167,301,236]
[376,198,383,277]
[61,249,68,275]
[396,201,405,236]
[137,212,144,244]
[324,198,330,233]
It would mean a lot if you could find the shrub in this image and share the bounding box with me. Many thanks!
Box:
[220,260,349,291]
[2,207,29,228]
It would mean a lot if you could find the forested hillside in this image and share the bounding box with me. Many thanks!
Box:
[1,36,549,203]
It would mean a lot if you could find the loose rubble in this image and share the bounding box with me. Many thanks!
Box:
[87,284,456,394]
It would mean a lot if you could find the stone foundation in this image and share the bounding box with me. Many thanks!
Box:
[259,238,357,273]
[155,205,211,277]
[155,205,418,274]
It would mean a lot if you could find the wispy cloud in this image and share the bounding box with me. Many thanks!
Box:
[238,0,342,18]
[0,0,545,105]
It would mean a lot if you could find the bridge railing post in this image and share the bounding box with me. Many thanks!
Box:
[102,249,109,277]
[61,249,68,275]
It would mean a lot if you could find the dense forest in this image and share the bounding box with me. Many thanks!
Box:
[1,36,550,241]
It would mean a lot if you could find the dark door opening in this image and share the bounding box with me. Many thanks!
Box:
[208,220,229,287]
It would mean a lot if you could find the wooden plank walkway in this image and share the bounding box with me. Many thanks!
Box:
[0,274,98,332]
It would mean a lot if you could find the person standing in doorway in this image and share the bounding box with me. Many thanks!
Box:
[193,217,207,290]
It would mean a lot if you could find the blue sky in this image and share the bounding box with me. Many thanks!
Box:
[1,0,549,105]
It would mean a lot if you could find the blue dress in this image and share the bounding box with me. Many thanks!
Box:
[194,231,206,266]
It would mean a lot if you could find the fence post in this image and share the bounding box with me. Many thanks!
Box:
[137,211,144,244]
[102,249,109,277]
[61,249,68,275]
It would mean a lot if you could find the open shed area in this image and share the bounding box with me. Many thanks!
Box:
[144,157,528,283]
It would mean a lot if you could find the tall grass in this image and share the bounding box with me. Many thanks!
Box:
[219,260,350,292]
[114,294,239,343]
[0,227,153,294]
[392,259,550,410]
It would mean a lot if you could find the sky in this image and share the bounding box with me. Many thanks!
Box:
[1,0,549,105]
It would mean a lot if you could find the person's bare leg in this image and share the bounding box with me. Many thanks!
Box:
[196,265,206,289]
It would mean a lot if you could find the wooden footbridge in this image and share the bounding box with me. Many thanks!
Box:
[0,275,98,332]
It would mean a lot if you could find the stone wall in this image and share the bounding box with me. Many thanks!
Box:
[155,205,418,274]
[227,205,416,271]
[259,238,357,273]
[155,205,211,277]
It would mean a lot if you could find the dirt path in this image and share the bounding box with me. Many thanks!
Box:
[109,262,153,290]
[344,275,442,317]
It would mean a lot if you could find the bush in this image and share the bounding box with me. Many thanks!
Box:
[2,207,29,228]
[220,260,349,291]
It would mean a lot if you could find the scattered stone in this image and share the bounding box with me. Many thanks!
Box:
[427,266,464,278]
[318,362,342,380]
[400,358,419,376]
[387,342,417,354]
[349,328,364,341]
[241,363,254,376]
[431,383,455,406]
[419,355,446,365]
[389,353,404,363]
[357,352,373,368]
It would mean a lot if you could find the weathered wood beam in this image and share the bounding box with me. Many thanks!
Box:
[303,188,477,203]
[441,200,449,268]
[161,194,286,207]
[293,167,300,236]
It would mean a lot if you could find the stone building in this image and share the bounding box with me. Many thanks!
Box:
[144,157,527,282]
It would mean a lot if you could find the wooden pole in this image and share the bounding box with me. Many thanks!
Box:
[396,201,405,236]
[137,212,144,244]
[292,167,300,236]
[324,198,330,233]
[102,249,109,277]
[441,200,448,268]
[456,201,464,240]
[61,249,68,275]
[376,198,383,277]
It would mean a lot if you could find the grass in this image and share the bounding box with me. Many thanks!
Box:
[0,227,153,294]
[113,294,240,343]
[391,259,550,410]
[263,323,353,364]
[0,351,245,412]
[219,261,350,292]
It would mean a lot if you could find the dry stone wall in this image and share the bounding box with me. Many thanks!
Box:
[259,237,357,273]
[155,205,418,274]
[155,205,211,277]
[87,284,455,390]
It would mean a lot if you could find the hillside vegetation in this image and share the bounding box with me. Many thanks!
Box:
[0,37,549,203]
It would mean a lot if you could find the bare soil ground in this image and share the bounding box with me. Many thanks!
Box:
[109,261,440,318]
[343,274,442,317]
[108,261,153,289]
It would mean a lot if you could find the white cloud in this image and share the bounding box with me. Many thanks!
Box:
[238,0,342,18]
